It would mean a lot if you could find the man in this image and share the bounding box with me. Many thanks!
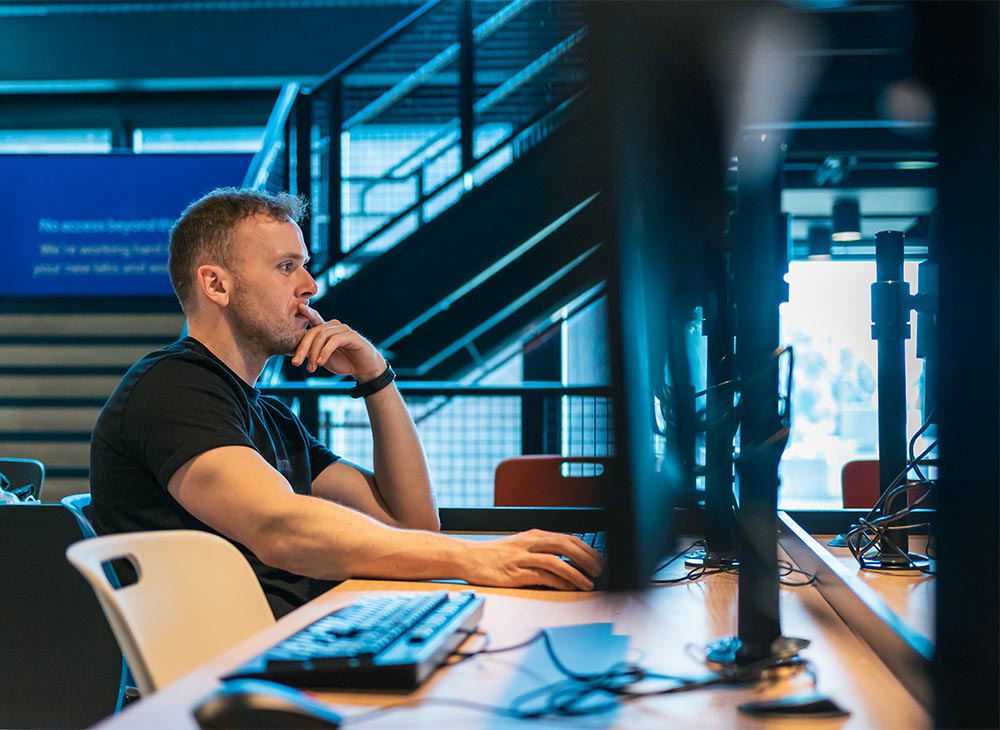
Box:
[90,187,602,617]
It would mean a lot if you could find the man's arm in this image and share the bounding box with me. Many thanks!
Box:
[291,308,438,531]
[167,445,602,590]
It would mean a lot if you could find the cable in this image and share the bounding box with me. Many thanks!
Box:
[447,628,542,664]
[908,406,936,483]
[342,600,821,725]
[648,539,816,587]
[777,559,817,586]
[844,425,938,573]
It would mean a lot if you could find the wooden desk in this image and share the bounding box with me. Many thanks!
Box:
[95,561,929,729]
[822,535,934,643]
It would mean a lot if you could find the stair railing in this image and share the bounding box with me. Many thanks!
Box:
[269,0,586,286]
[243,82,300,192]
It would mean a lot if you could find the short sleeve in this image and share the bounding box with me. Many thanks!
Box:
[118,357,255,489]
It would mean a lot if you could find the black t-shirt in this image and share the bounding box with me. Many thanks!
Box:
[89,337,341,617]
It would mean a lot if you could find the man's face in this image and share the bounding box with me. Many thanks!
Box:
[225,215,317,357]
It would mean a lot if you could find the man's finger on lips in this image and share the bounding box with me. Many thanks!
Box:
[298,303,324,326]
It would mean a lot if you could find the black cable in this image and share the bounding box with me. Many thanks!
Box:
[343,609,819,725]
[648,539,816,587]
[908,406,936,483]
[448,628,542,663]
[845,435,938,573]
[777,559,817,586]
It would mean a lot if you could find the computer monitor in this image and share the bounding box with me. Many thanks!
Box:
[584,2,728,590]
[586,3,799,671]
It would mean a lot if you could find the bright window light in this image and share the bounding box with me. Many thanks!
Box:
[778,260,927,509]
[133,127,264,153]
[0,129,112,153]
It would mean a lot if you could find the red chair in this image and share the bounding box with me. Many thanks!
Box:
[841,458,931,509]
[841,459,881,508]
[493,455,609,507]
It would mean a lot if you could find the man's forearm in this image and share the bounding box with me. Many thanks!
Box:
[364,383,439,530]
[259,496,462,581]
[258,496,600,591]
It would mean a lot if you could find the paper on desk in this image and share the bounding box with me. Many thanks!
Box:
[543,622,630,675]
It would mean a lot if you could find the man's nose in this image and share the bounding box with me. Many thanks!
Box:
[298,268,318,298]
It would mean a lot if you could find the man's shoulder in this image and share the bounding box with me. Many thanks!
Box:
[130,339,231,382]
[112,339,244,407]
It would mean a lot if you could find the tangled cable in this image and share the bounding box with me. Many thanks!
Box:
[844,410,937,573]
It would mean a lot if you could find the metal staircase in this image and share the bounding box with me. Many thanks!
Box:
[257,0,597,382]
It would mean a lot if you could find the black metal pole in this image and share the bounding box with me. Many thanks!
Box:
[696,253,738,565]
[869,229,912,567]
[458,0,475,174]
[732,132,787,664]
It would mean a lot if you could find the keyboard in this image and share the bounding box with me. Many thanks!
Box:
[224,590,484,691]
[574,530,607,556]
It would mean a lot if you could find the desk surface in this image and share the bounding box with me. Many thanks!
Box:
[96,556,930,730]
[821,535,935,643]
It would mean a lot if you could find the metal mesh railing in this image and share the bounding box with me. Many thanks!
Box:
[262,382,613,507]
[294,0,587,280]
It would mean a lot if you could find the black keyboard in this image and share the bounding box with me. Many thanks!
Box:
[225,590,484,691]
[574,530,607,556]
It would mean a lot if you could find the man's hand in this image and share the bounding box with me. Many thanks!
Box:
[462,529,604,591]
[291,304,385,380]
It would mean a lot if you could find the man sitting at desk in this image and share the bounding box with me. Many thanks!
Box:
[89,187,602,617]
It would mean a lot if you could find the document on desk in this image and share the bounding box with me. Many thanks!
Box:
[542,622,630,675]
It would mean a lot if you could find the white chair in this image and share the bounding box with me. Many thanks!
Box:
[66,530,275,695]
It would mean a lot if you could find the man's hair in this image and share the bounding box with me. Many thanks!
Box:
[168,187,306,311]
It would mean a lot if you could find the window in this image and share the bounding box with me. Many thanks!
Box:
[778,260,928,509]
[132,127,264,153]
[0,129,111,153]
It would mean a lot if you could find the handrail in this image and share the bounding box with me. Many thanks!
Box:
[342,92,585,264]
[355,27,586,193]
[260,382,610,397]
[270,0,589,306]
[242,81,299,190]
[343,0,538,130]
[378,194,599,352]
[412,244,602,376]
[260,380,611,434]
[310,0,446,95]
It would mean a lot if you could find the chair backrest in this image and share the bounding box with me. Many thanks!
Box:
[66,530,275,695]
[0,457,45,501]
[841,458,932,510]
[0,504,126,728]
[841,459,881,508]
[494,455,609,507]
[60,492,97,537]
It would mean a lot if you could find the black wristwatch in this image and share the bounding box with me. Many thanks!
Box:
[348,364,396,399]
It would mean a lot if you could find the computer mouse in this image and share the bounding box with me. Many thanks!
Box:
[193,678,342,729]
[738,690,850,718]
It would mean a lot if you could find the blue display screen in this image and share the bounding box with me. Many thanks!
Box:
[0,153,252,298]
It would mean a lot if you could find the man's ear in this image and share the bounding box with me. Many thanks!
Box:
[195,264,231,307]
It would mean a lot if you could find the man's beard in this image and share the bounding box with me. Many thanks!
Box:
[227,284,301,359]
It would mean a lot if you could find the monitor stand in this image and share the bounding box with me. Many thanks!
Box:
[706,132,807,674]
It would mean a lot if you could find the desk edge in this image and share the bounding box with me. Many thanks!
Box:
[777,511,934,712]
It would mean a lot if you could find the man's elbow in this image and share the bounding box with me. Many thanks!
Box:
[245,513,317,575]
[400,508,440,532]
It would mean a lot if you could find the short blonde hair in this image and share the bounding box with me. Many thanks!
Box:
[168,187,306,311]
